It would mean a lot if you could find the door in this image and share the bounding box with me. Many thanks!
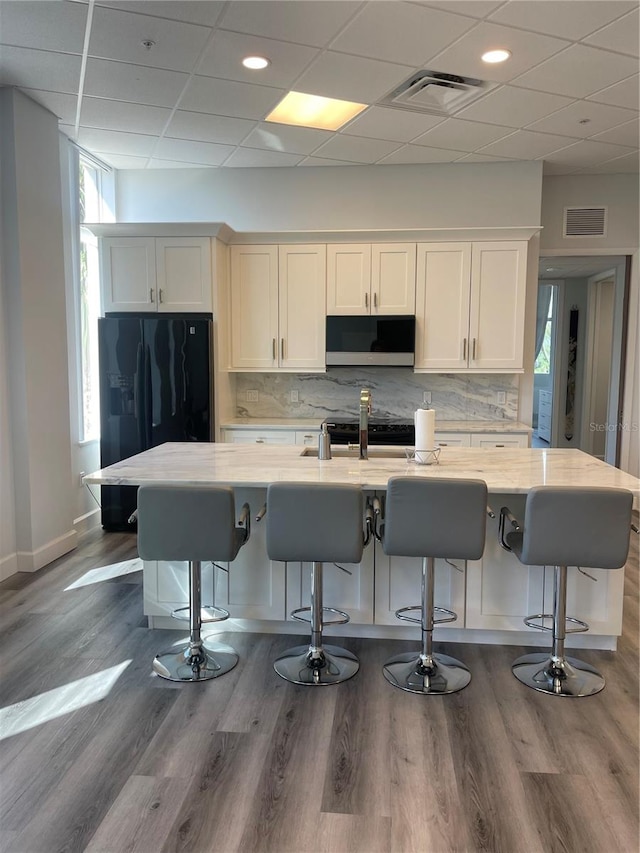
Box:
[278,245,326,370]
[101,237,156,312]
[145,317,212,446]
[326,244,371,315]
[98,317,145,529]
[230,246,279,368]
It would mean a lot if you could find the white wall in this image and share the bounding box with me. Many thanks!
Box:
[0,209,18,579]
[116,161,543,230]
[0,88,76,572]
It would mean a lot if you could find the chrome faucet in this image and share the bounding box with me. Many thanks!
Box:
[359,388,372,459]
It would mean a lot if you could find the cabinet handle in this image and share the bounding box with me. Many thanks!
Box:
[496,444,505,447]
[472,338,477,360]
[272,338,276,360]
[281,338,285,360]
[256,439,265,443]
[462,338,467,360]
[150,287,154,303]
[439,442,448,446]
[373,292,378,308]
[364,292,368,308]
[159,288,163,304]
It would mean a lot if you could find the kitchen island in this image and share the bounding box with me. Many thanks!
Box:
[85,443,639,650]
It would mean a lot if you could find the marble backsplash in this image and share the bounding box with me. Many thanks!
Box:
[235,370,519,422]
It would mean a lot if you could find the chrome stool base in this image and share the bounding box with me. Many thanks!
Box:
[274,643,359,686]
[383,651,471,695]
[512,652,605,697]
[153,641,238,683]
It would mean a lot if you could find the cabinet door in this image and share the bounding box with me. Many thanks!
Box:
[156,237,212,313]
[326,244,371,315]
[434,432,472,447]
[295,430,320,446]
[221,428,295,445]
[468,241,527,371]
[101,237,156,312]
[230,246,279,369]
[372,243,416,314]
[278,245,326,371]
[415,243,471,370]
[470,433,529,448]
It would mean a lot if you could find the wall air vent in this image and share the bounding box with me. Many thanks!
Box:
[379,70,495,117]
[563,206,607,238]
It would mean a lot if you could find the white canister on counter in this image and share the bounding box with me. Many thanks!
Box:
[415,407,435,464]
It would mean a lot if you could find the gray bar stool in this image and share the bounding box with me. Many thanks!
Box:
[265,482,367,686]
[499,485,633,697]
[137,484,250,682]
[379,476,488,695]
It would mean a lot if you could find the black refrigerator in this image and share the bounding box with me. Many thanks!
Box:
[98,313,213,530]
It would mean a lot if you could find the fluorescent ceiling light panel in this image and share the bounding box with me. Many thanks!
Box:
[265,91,368,131]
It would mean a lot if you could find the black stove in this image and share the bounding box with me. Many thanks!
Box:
[324,419,414,446]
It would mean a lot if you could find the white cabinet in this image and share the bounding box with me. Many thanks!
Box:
[101,236,212,313]
[295,430,320,447]
[470,433,529,448]
[434,432,472,448]
[221,428,295,445]
[230,245,326,371]
[326,243,416,315]
[415,241,527,372]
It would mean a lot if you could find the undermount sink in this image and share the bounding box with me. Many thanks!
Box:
[301,446,406,459]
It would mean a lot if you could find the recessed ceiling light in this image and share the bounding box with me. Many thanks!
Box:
[242,55,270,70]
[481,48,511,64]
[265,91,368,131]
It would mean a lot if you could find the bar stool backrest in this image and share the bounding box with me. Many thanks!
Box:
[519,486,633,569]
[266,483,364,564]
[137,484,245,562]
[382,477,488,560]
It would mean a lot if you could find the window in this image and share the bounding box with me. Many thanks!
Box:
[534,287,555,375]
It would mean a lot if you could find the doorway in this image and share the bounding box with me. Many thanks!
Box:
[535,255,629,463]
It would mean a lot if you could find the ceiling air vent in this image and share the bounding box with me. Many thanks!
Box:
[379,70,494,117]
[563,207,607,238]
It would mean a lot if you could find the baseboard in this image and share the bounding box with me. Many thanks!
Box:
[73,508,101,536]
[16,529,78,573]
[0,552,19,582]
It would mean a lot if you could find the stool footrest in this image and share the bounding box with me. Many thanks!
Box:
[395,605,457,626]
[291,606,350,627]
[524,613,589,634]
[171,605,230,624]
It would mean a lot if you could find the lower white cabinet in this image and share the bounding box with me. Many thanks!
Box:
[434,432,472,448]
[470,433,529,448]
[221,428,295,445]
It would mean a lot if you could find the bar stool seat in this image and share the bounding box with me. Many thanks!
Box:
[137,484,250,682]
[265,482,366,686]
[500,485,633,697]
[379,477,488,695]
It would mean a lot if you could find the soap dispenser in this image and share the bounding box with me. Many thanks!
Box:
[319,423,333,460]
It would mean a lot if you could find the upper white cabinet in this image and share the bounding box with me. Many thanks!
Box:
[415,241,528,372]
[326,243,416,315]
[101,236,212,313]
[229,244,326,372]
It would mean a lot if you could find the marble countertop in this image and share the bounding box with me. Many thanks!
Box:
[220,418,532,433]
[85,443,640,501]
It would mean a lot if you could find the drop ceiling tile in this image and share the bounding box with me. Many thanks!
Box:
[526,100,637,139]
[96,2,226,27]
[217,1,361,48]
[77,127,158,157]
[582,151,639,173]
[543,138,635,169]
[165,111,256,145]
[298,156,362,166]
[457,85,574,127]
[313,134,401,163]
[222,147,304,167]
[416,2,503,17]
[479,129,576,158]
[21,89,78,124]
[0,45,81,93]
[378,144,462,164]
[95,152,151,169]
[413,117,513,151]
[513,44,639,99]
[242,123,332,155]
[197,30,319,88]
[153,137,235,165]
[180,75,284,120]
[80,97,172,135]
[425,22,569,83]
[341,106,444,142]
[147,158,215,169]
[590,120,639,149]
[330,2,475,67]
[294,51,415,104]
[488,0,637,41]
[583,7,640,57]
[88,5,211,72]
[0,0,87,53]
[455,151,518,163]
[587,74,639,110]
[83,58,189,107]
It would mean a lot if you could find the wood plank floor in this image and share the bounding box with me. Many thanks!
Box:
[0,525,637,853]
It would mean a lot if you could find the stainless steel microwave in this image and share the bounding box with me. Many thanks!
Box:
[325,315,415,366]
